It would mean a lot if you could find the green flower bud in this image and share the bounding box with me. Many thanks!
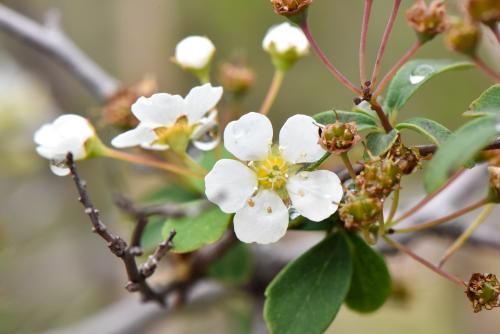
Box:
[356,158,401,199]
[270,0,312,24]
[445,19,481,56]
[467,0,500,26]
[318,121,361,155]
[339,191,383,230]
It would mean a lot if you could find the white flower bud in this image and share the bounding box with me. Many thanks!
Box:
[174,36,216,70]
[34,114,97,176]
[262,22,309,70]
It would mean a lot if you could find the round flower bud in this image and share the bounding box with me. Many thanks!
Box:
[318,121,361,154]
[467,0,500,26]
[102,76,157,130]
[466,273,500,313]
[174,36,215,70]
[445,19,481,56]
[270,0,312,23]
[34,114,101,176]
[339,191,383,230]
[488,166,500,202]
[356,158,401,199]
[406,0,449,42]
[218,62,256,97]
[263,22,309,71]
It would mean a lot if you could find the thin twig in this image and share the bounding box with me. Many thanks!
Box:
[370,0,402,85]
[141,230,177,278]
[0,4,119,101]
[66,153,168,306]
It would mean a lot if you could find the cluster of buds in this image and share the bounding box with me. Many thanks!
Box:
[406,0,449,42]
[386,140,421,175]
[218,61,256,97]
[270,0,312,23]
[465,273,500,313]
[355,158,402,199]
[466,0,500,27]
[445,18,481,56]
[102,76,157,130]
[339,191,383,230]
[318,118,361,155]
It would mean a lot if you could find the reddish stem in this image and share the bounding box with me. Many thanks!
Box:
[473,56,500,83]
[490,24,500,45]
[373,40,422,98]
[300,21,362,95]
[359,0,373,84]
[370,0,402,85]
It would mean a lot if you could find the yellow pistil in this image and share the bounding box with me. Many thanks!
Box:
[153,115,193,153]
[256,154,289,190]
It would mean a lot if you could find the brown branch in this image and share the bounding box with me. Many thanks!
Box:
[66,153,170,306]
[140,230,176,278]
[0,4,119,101]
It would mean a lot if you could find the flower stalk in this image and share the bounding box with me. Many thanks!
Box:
[259,69,286,115]
[392,197,489,234]
[438,204,496,268]
[472,56,500,82]
[299,21,361,95]
[359,0,373,84]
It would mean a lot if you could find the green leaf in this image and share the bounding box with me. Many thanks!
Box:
[424,115,498,193]
[465,84,500,117]
[141,183,201,204]
[289,213,341,231]
[345,233,391,313]
[208,242,253,285]
[384,60,473,118]
[264,232,353,334]
[314,110,379,132]
[161,206,230,253]
[140,217,165,253]
[366,130,399,156]
[395,117,451,145]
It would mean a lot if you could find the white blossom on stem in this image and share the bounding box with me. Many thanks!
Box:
[205,112,343,244]
[174,36,216,70]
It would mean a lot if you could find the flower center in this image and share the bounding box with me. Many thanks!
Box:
[256,154,289,190]
[153,115,193,153]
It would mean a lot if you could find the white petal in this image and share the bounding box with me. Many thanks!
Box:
[34,124,58,147]
[111,125,157,149]
[52,114,94,141]
[224,112,272,161]
[131,94,184,127]
[233,190,289,244]
[262,22,309,56]
[286,170,344,222]
[205,159,257,213]
[175,36,215,69]
[184,84,223,123]
[279,114,325,164]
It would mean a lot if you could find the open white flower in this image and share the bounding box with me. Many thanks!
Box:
[34,114,96,176]
[205,112,343,244]
[263,22,309,59]
[174,36,216,70]
[111,84,223,153]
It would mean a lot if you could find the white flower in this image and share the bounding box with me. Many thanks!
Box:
[205,112,344,244]
[174,36,216,70]
[111,84,223,152]
[34,114,96,176]
[262,22,309,57]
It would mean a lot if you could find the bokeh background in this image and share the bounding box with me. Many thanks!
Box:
[1,1,499,333]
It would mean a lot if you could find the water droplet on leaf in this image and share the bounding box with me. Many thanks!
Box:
[409,64,434,85]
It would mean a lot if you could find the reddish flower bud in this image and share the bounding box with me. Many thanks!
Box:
[406,0,449,42]
[466,273,500,313]
[467,0,500,26]
[445,19,481,56]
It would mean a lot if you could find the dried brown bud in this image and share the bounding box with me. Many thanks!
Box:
[488,166,500,201]
[406,0,449,41]
[445,19,481,56]
[318,120,361,154]
[387,141,421,175]
[466,273,500,313]
[467,0,500,26]
[339,191,383,230]
[356,158,401,199]
[270,0,312,21]
[218,62,256,96]
[102,76,157,130]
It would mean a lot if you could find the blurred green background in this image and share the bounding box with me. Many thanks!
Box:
[0,0,499,333]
